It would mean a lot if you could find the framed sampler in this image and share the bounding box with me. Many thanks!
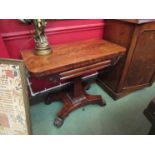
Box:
[0,59,31,135]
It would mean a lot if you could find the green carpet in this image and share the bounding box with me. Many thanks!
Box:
[30,82,155,135]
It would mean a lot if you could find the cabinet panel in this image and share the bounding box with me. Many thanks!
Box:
[125,30,155,88]
[100,20,135,91]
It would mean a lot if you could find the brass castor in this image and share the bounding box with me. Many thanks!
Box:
[54,117,64,127]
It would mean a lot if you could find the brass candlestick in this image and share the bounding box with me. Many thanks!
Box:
[33,19,52,56]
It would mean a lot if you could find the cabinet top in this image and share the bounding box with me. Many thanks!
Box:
[118,19,155,24]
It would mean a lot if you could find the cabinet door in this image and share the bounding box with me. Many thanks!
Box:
[101,20,135,91]
[124,30,155,88]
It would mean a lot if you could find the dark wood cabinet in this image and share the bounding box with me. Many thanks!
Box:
[97,19,155,99]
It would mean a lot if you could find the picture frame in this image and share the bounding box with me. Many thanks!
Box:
[0,58,31,135]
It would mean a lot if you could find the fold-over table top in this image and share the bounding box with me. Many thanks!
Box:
[21,39,126,77]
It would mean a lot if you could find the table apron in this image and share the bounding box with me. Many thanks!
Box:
[60,60,111,81]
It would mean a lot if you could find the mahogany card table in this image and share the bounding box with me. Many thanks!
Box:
[21,39,126,127]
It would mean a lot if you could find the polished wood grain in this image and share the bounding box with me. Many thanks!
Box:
[60,60,111,80]
[97,20,135,92]
[97,20,155,100]
[22,39,126,127]
[21,39,126,77]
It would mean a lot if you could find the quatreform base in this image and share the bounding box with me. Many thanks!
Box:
[45,77,106,127]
